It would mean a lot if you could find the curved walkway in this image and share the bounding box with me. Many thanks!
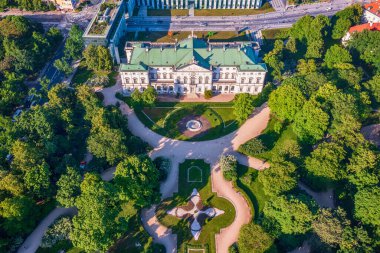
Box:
[18,84,270,253]
[101,84,270,253]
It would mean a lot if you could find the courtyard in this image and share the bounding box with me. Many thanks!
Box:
[155,160,236,253]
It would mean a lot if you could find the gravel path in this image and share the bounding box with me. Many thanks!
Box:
[18,84,270,253]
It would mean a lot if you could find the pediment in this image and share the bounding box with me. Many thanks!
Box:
[176,63,210,72]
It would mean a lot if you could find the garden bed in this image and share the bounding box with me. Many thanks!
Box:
[155,160,235,253]
[136,105,238,141]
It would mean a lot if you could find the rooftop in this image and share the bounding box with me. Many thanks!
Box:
[349,22,380,33]
[364,0,380,17]
[83,0,124,37]
[121,38,267,72]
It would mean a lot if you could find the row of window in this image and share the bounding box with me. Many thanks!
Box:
[124,85,260,93]
[124,76,262,84]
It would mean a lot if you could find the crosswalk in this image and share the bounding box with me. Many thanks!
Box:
[269,0,286,10]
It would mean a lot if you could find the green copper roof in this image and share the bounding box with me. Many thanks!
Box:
[120,38,267,72]
[119,64,148,71]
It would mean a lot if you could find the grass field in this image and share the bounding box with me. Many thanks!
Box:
[126,31,249,43]
[71,62,117,87]
[261,28,290,40]
[156,160,235,253]
[136,104,238,141]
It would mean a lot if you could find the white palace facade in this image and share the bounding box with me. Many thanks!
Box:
[119,38,267,96]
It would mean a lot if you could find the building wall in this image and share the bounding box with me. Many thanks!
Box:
[363,10,380,23]
[120,66,266,95]
[136,0,263,9]
[54,0,77,9]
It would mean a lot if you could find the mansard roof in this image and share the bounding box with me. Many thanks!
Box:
[120,38,267,72]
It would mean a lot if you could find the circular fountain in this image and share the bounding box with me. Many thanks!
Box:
[186,120,203,132]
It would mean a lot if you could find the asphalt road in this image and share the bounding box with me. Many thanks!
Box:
[125,0,353,31]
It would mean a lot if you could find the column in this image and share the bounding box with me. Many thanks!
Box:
[242,0,246,8]
[222,0,226,8]
[180,0,183,9]
[212,0,216,8]
[232,0,235,8]
[185,0,188,8]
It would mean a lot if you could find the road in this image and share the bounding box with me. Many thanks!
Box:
[125,0,353,31]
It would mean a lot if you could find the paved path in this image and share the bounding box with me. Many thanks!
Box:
[18,84,270,253]
[18,207,77,253]
[101,84,270,253]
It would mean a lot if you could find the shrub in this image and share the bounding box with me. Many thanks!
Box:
[41,217,73,248]
[204,89,213,99]
[220,154,237,181]
[153,156,171,182]
[86,75,109,87]
[127,136,151,155]
[239,138,266,156]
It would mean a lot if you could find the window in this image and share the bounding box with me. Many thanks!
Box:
[169,86,174,91]
[198,87,201,92]
[170,73,173,79]
[254,86,258,92]
[212,85,216,91]
[225,73,229,79]
[230,86,235,91]
[133,78,138,84]
[163,73,167,79]
[224,86,228,91]
[150,74,155,79]
[184,77,188,84]
[241,78,245,83]
[157,85,162,91]
[141,77,145,83]
[231,74,236,79]
[125,78,130,83]
[184,87,188,92]
[249,77,253,83]
[199,76,203,83]
[256,77,261,83]
[218,86,222,91]
[205,76,209,84]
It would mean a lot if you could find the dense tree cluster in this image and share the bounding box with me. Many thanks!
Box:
[0,0,56,11]
[237,5,380,253]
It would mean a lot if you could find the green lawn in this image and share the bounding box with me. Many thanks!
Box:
[110,203,165,253]
[71,62,117,87]
[235,164,270,219]
[156,160,235,253]
[261,28,290,40]
[136,105,238,141]
[238,116,298,161]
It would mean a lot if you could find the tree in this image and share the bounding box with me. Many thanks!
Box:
[324,45,352,69]
[354,186,380,227]
[297,59,317,75]
[54,58,73,77]
[268,84,306,121]
[263,40,284,79]
[56,167,82,207]
[263,194,315,235]
[83,45,113,72]
[204,89,213,99]
[71,173,123,252]
[238,223,274,253]
[220,154,238,181]
[142,86,157,107]
[239,138,266,157]
[363,75,380,104]
[305,142,346,186]
[24,161,52,198]
[114,155,160,207]
[332,4,363,39]
[130,89,143,108]
[0,172,24,196]
[293,100,329,144]
[41,217,73,248]
[0,15,31,38]
[347,145,379,188]
[87,108,128,165]
[349,30,380,71]
[285,36,297,54]
[258,161,298,196]
[0,196,36,235]
[233,93,254,123]
[64,25,84,60]
[312,208,350,247]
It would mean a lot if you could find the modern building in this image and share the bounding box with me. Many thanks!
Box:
[119,38,267,96]
[363,0,380,23]
[135,0,263,9]
[83,0,136,63]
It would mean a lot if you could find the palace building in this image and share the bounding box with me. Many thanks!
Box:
[119,38,267,96]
